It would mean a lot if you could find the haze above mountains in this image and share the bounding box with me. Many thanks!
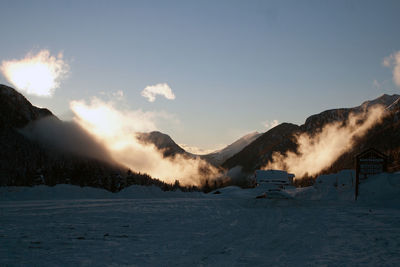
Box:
[1,83,400,189]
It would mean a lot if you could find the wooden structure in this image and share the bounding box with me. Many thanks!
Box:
[355,148,387,200]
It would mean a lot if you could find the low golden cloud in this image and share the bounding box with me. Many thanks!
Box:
[70,97,220,186]
[264,106,385,179]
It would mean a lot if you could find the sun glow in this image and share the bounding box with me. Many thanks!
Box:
[70,98,221,186]
[0,50,69,97]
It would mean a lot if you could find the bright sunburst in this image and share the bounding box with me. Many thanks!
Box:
[0,50,69,97]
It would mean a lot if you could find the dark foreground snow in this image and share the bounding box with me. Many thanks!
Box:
[1,173,400,266]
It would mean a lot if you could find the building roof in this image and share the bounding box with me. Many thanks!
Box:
[356,148,387,160]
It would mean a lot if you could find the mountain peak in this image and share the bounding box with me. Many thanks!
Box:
[240,131,260,141]
[0,84,54,129]
[136,131,186,157]
[359,94,400,110]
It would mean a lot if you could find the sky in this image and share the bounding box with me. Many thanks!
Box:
[1,0,400,153]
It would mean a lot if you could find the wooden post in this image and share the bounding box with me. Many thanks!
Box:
[355,168,359,200]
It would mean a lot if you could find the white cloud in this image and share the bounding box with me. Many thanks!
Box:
[383,55,393,67]
[263,119,279,130]
[394,52,400,87]
[0,50,69,97]
[113,90,124,98]
[99,89,125,101]
[383,51,400,87]
[141,83,175,102]
[373,79,382,90]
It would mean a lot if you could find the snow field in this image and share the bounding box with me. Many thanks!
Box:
[1,172,400,266]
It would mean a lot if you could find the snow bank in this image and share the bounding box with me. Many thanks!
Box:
[357,172,400,206]
[0,185,113,201]
[210,186,258,199]
[211,170,400,202]
[0,184,203,201]
[291,170,400,204]
[118,185,204,199]
[1,171,399,203]
[287,170,356,201]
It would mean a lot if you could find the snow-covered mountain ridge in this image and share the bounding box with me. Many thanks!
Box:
[201,132,262,165]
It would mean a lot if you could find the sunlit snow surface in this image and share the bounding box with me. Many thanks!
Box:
[1,172,400,266]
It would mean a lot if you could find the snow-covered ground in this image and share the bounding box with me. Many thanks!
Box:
[1,172,400,266]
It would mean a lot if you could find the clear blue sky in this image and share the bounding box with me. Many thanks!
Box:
[1,0,400,150]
